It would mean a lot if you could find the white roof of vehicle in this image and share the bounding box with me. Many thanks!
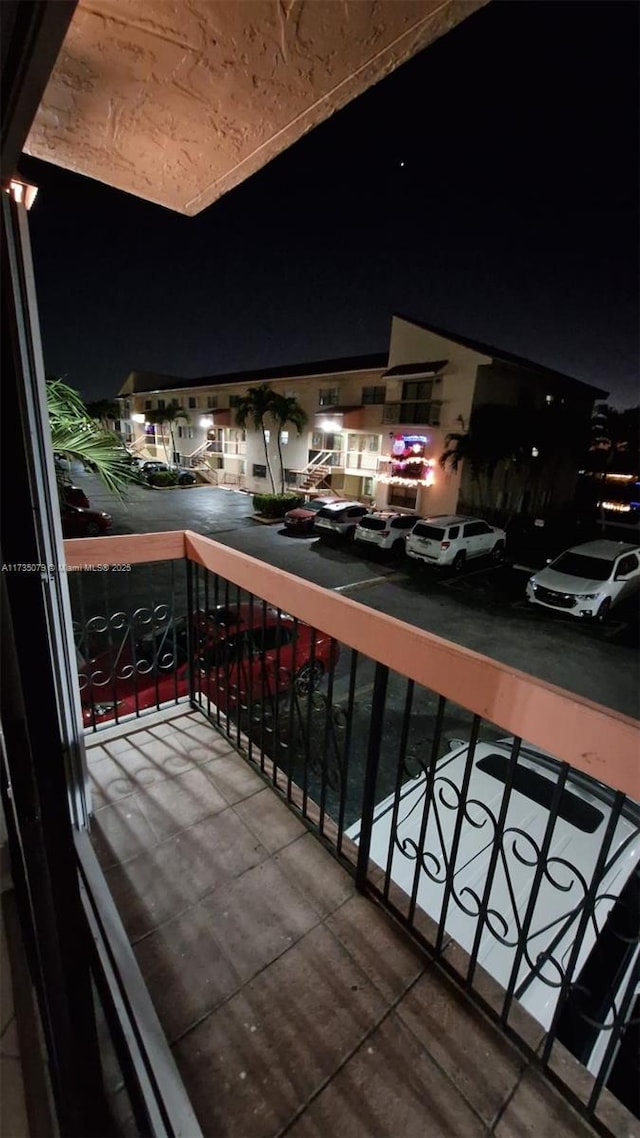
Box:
[565,540,640,559]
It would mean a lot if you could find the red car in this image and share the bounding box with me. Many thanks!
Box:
[60,483,90,509]
[79,604,339,727]
[61,504,113,538]
[284,495,345,534]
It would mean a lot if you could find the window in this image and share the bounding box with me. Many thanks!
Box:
[264,429,270,443]
[279,431,289,445]
[463,521,489,537]
[616,554,639,578]
[402,380,433,402]
[188,397,197,409]
[319,387,339,406]
[284,469,297,486]
[363,477,373,497]
[207,395,217,409]
[157,399,165,410]
[389,485,417,509]
[362,385,385,404]
[144,400,152,410]
[252,464,267,478]
[229,395,242,408]
[392,516,418,530]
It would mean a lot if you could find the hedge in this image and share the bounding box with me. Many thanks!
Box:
[253,493,304,518]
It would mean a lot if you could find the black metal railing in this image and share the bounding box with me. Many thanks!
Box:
[70,558,640,1130]
[382,401,442,425]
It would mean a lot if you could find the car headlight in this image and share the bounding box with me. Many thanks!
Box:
[575,593,598,601]
[529,577,537,589]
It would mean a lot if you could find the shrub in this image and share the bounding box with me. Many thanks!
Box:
[253,492,303,518]
[148,470,178,487]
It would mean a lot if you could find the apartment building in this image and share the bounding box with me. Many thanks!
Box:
[118,314,605,518]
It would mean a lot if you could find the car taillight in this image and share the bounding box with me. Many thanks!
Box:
[441,540,450,550]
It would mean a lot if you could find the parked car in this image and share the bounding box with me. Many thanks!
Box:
[354,510,418,555]
[406,514,506,571]
[141,460,170,475]
[313,501,369,540]
[284,495,346,535]
[345,737,640,1104]
[176,467,197,485]
[78,603,340,726]
[59,483,90,509]
[61,504,112,538]
[526,540,640,622]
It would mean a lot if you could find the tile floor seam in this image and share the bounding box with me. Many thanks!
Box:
[381,958,520,1136]
[166,911,328,1049]
[488,1064,528,1135]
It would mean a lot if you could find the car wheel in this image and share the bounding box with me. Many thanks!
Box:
[596,597,612,623]
[85,522,101,537]
[295,662,324,696]
[452,552,466,574]
[491,541,505,563]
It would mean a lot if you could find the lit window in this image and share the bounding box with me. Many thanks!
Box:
[264,429,270,443]
[545,394,554,405]
[281,431,289,444]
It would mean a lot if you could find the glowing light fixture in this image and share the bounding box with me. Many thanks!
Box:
[6,178,38,210]
[131,412,146,424]
[200,415,214,428]
[598,501,631,512]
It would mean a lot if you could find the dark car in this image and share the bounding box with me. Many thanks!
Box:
[61,504,112,538]
[59,483,90,509]
[78,603,340,726]
[176,468,197,485]
[141,460,170,475]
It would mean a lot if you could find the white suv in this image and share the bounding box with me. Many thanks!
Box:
[313,501,368,539]
[406,514,506,571]
[526,540,640,621]
[353,511,418,554]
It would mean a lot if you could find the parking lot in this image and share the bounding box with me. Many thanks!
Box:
[68,474,639,720]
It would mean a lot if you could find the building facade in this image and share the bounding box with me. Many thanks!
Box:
[117,316,606,519]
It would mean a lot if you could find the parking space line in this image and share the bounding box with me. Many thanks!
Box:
[333,573,404,593]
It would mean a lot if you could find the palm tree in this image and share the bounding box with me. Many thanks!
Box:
[147,400,189,464]
[46,377,136,497]
[271,393,308,493]
[234,384,277,492]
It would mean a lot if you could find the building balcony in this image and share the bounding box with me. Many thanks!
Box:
[64,531,638,1136]
[382,402,442,426]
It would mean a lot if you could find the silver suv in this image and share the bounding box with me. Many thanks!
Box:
[406,514,506,571]
[354,511,418,554]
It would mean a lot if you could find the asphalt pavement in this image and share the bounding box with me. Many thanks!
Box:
[68,473,639,721]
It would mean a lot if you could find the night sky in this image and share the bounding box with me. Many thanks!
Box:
[20,0,638,407]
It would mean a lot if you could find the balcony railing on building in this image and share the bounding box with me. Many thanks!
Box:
[382,400,442,426]
[65,530,639,1134]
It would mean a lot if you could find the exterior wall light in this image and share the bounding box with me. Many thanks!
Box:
[200,416,214,428]
[131,413,146,424]
[5,178,38,210]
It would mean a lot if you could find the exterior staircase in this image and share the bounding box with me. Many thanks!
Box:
[295,449,337,490]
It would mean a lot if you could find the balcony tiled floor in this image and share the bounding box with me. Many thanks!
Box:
[86,709,604,1138]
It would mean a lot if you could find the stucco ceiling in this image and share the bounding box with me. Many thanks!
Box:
[24,0,485,215]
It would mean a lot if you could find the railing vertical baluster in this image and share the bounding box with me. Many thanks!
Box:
[384,678,414,903]
[272,608,282,788]
[301,629,318,819]
[434,714,481,956]
[246,591,255,765]
[355,662,389,893]
[336,649,358,856]
[285,618,299,805]
[186,558,196,710]
[466,735,522,988]
[587,952,639,1116]
[318,643,338,836]
[501,764,570,1026]
[408,694,446,927]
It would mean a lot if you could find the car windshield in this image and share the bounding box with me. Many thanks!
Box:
[550,553,614,581]
[306,500,329,513]
[359,517,387,531]
[413,524,445,540]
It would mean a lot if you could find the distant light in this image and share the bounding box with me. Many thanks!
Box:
[200,415,214,428]
[399,161,405,168]
[131,412,146,424]
[6,178,38,210]
[531,446,539,457]
[320,418,340,432]
[598,500,631,512]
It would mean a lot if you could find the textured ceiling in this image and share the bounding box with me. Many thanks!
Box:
[24,0,485,215]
